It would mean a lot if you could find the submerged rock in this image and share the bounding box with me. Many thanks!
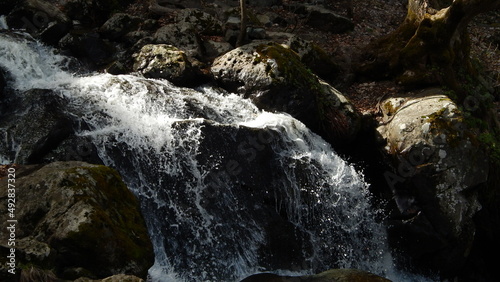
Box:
[241,268,391,282]
[0,161,154,280]
[211,41,361,147]
[377,88,489,276]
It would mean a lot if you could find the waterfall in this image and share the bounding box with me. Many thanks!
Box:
[0,32,431,282]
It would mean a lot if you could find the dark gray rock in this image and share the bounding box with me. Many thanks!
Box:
[304,5,354,33]
[59,32,115,67]
[62,0,135,27]
[0,88,101,165]
[0,161,154,280]
[249,0,282,7]
[286,35,340,81]
[99,13,143,40]
[176,8,224,36]
[5,0,71,45]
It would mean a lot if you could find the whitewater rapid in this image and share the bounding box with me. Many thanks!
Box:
[0,31,432,282]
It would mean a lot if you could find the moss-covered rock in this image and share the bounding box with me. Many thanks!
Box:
[376,88,489,276]
[211,41,361,147]
[0,161,154,280]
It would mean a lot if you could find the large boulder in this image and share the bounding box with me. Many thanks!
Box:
[241,268,391,282]
[132,44,206,87]
[0,161,154,280]
[211,41,361,147]
[376,89,489,277]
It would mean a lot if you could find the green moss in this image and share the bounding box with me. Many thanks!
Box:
[424,107,464,146]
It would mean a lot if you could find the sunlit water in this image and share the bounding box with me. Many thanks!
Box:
[0,31,433,282]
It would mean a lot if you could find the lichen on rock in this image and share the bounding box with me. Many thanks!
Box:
[0,161,154,280]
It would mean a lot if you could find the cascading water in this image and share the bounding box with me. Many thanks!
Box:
[0,30,431,281]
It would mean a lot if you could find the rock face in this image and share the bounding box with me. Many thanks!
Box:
[211,41,361,147]
[0,88,101,165]
[132,44,203,87]
[376,89,489,276]
[0,162,154,280]
[241,268,391,282]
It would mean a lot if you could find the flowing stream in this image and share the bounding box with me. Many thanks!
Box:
[0,30,430,281]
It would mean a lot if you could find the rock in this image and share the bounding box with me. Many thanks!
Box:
[176,8,224,36]
[5,0,71,44]
[286,35,340,81]
[0,88,102,164]
[377,88,489,276]
[225,16,241,30]
[99,274,144,282]
[99,13,143,40]
[62,0,135,27]
[39,21,72,46]
[154,23,203,57]
[123,31,152,46]
[59,32,115,67]
[74,274,143,282]
[304,5,354,34]
[247,27,267,39]
[133,44,205,87]
[0,161,154,280]
[202,39,233,59]
[0,0,21,15]
[211,41,361,147]
[241,268,391,282]
[250,0,282,7]
[0,68,6,96]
